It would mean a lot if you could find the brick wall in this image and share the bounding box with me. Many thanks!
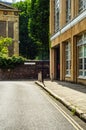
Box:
[0,60,49,80]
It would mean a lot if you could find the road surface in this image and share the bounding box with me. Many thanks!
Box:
[0,81,84,130]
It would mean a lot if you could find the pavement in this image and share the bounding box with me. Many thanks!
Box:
[35,80,86,122]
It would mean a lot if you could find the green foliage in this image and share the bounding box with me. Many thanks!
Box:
[0,36,12,57]
[13,0,49,60]
[13,0,38,59]
[0,56,25,69]
[71,107,76,116]
[29,0,49,59]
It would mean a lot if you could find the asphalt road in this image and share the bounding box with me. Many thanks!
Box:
[0,81,83,130]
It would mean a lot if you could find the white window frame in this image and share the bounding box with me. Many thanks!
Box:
[55,0,60,32]
[77,32,86,78]
[65,41,71,77]
[66,0,71,23]
[79,0,86,13]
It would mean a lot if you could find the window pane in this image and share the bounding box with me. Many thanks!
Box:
[79,0,84,12]
[84,58,86,69]
[79,46,83,57]
[79,71,83,76]
[84,46,86,56]
[66,0,71,22]
[0,21,6,37]
[66,61,68,69]
[84,71,86,76]
[79,59,83,69]
[55,0,60,32]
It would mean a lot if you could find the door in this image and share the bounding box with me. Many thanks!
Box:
[56,45,60,80]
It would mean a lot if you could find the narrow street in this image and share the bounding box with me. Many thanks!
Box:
[0,81,84,130]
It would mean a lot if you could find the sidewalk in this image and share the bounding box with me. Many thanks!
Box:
[35,80,86,122]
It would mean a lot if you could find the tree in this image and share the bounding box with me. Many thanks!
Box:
[29,0,49,59]
[13,0,38,59]
[13,0,49,60]
[0,36,12,57]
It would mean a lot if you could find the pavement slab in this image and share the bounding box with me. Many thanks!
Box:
[35,80,86,122]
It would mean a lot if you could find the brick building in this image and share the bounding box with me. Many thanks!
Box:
[50,0,86,85]
[0,2,19,56]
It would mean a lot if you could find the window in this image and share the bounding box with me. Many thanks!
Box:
[65,41,71,76]
[66,0,71,22]
[0,21,6,37]
[8,21,14,38]
[77,33,86,78]
[55,0,60,32]
[79,0,86,13]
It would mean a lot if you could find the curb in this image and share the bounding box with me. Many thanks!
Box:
[35,81,86,123]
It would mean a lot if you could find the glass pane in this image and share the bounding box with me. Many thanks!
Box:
[84,71,86,76]
[66,61,68,69]
[66,70,68,75]
[84,64,86,69]
[79,71,83,76]
[79,65,83,69]
[84,58,86,69]
[84,46,86,56]
[79,59,83,64]
[79,0,84,12]
[84,58,86,63]
[79,59,83,69]
[68,61,71,68]
[84,32,86,39]
[66,70,70,75]
[79,46,83,57]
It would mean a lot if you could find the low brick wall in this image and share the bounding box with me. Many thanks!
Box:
[0,60,49,80]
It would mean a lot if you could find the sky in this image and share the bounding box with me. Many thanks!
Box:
[1,0,24,3]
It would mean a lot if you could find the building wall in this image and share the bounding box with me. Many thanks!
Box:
[0,5,19,56]
[50,0,86,85]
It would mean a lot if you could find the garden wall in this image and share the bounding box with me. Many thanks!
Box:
[0,60,49,80]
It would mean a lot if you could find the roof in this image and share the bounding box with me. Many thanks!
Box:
[0,2,18,11]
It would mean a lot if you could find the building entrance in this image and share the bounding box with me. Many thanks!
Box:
[56,45,60,80]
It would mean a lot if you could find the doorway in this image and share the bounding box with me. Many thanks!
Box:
[56,45,60,80]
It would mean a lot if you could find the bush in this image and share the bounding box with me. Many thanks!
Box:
[0,56,25,69]
[0,36,12,57]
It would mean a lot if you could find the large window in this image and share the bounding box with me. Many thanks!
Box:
[66,0,71,23]
[79,0,86,13]
[65,41,71,76]
[77,33,86,78]
[0,21,6,37]
[55,0,60,32]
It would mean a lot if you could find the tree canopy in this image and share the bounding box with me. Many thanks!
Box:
[13,0,49,60]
